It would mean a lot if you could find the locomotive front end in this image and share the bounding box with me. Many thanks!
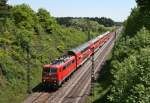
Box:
[42,65,58,86]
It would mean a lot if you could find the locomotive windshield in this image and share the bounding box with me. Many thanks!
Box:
[44,68,57,73]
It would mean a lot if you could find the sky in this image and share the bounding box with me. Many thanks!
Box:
[8,0,137,22]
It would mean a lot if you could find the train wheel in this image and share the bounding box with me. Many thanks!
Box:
[68,75,71,80]
[57,81,62,88]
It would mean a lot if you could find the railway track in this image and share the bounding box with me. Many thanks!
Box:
[23,32,116,103]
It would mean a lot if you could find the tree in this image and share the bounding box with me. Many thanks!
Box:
[135,0,150,30]
[136,0,150,9]
[12,4,38,31]
[0,0,11,33]
[0,0,10,18]
[124,7,142,37]
[37,8,57,34]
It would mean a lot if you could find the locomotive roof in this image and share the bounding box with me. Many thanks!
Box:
[51,55,73,66]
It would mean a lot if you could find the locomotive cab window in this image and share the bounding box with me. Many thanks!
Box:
[44,68,57,73]
[50,68,57,73]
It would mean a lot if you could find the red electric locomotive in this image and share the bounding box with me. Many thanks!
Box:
[42,31,113,87]
[42,55,76,86]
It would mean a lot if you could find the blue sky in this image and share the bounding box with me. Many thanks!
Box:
[8,0,136,22]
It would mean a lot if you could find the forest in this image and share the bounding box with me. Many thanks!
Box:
[92,0,150,103]
[0,1,113,103]
[56,17,115,27]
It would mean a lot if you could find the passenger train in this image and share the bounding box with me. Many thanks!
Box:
[42,31,116,87]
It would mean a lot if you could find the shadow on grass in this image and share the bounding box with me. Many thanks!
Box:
[93,91,110,103]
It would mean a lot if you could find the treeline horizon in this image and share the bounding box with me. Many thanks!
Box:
[56,17,122,27]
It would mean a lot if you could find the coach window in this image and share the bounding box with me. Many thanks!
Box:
[79,57,81,60]
[63,65,67,70]
[72,60,75,63]
[67,62,71,67]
